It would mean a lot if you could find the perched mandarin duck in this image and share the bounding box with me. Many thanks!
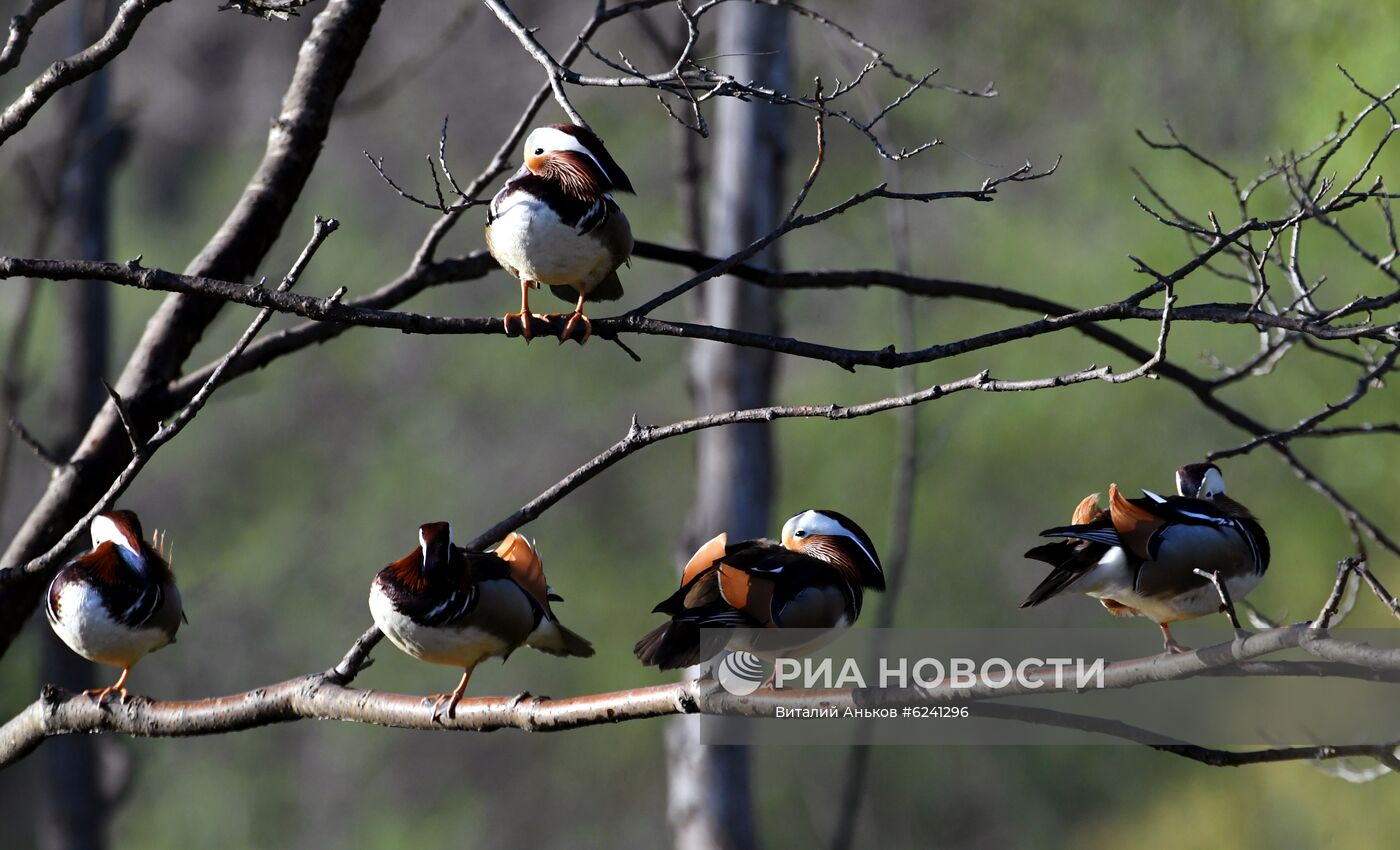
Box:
[635,509,885,670]
[46,510,184,704]
[1023,462,1269,652]
[369,523,593,721]
[484,123,634,343]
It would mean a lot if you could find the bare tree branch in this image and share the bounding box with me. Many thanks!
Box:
[6,418,62,470]
[8,252,1388,368]
[482,0,589,127]
[218,0,322,20]
[0,0,384,658]
[0,217,339,588]
[0,0,69,77]
[0,0,172,147]
[1209,343,1400,461]
[5,625,1398,772]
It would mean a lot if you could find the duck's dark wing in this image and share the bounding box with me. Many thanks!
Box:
[634,570,760,669]
[1023,497,1119,607]
[1021,539,1113,608]
[53,542,169,629]
[546,197,632,305]
[376,550,480,628]
[1131,493,1269,572]
[1125,496,1271,596]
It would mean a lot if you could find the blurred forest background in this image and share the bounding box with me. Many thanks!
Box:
[2,1,1400,848]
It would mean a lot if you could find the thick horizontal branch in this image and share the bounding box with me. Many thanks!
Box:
[2,256,1393,374]
[5,626,1396,770]
[8,244,1399,561]
[163,252,497,403]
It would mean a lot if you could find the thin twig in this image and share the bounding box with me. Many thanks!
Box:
[0,0,174,146]
[0,217,339,587]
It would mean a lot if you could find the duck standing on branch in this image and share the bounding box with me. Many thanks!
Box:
[485,123,635,344]
[46,510,185,704]
[369,523,594,721]
[1022,462,1269,652]
[635,509,885,670]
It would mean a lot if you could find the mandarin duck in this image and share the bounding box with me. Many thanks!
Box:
[635,509,885,670]
[1022,462,1269,652]
[484,123,634,343]
[46,510,184,704]
[369,523,593,721]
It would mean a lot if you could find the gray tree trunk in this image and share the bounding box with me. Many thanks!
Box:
[665,6,790,850]
[40,3,118,847]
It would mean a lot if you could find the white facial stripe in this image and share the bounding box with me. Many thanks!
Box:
[526,128,614,184]
[785,510,879,568]
[1174,470,1189,497]
[419,526,452,563]
[90,515,138,555]
[1200,467,1227,497]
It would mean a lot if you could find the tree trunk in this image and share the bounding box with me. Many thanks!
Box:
[0,0,384,660]
[39,4,118,848]
[665,6,790,850]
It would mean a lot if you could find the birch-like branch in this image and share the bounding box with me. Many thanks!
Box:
[5,626,1398,771]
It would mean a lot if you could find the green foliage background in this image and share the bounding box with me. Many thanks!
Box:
[2,1,1400,846]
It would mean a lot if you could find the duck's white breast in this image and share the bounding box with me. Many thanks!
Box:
[487,196,615,287]
[49,581,172,667]
[369,582,514,669]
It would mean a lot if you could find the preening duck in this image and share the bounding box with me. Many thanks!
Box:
[635,509,884,670]
[369,522,593,721]
[46,510,184,704]
[1022,462,1269,652]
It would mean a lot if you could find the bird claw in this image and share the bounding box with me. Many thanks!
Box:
[424,692,460,724]
[82,686,130,708]
[503,311,545,341]
[558,312,592,345]
[507,690,535,710]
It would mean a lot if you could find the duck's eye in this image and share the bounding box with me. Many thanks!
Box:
[794,530,807,538]
[533,148,545,156]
